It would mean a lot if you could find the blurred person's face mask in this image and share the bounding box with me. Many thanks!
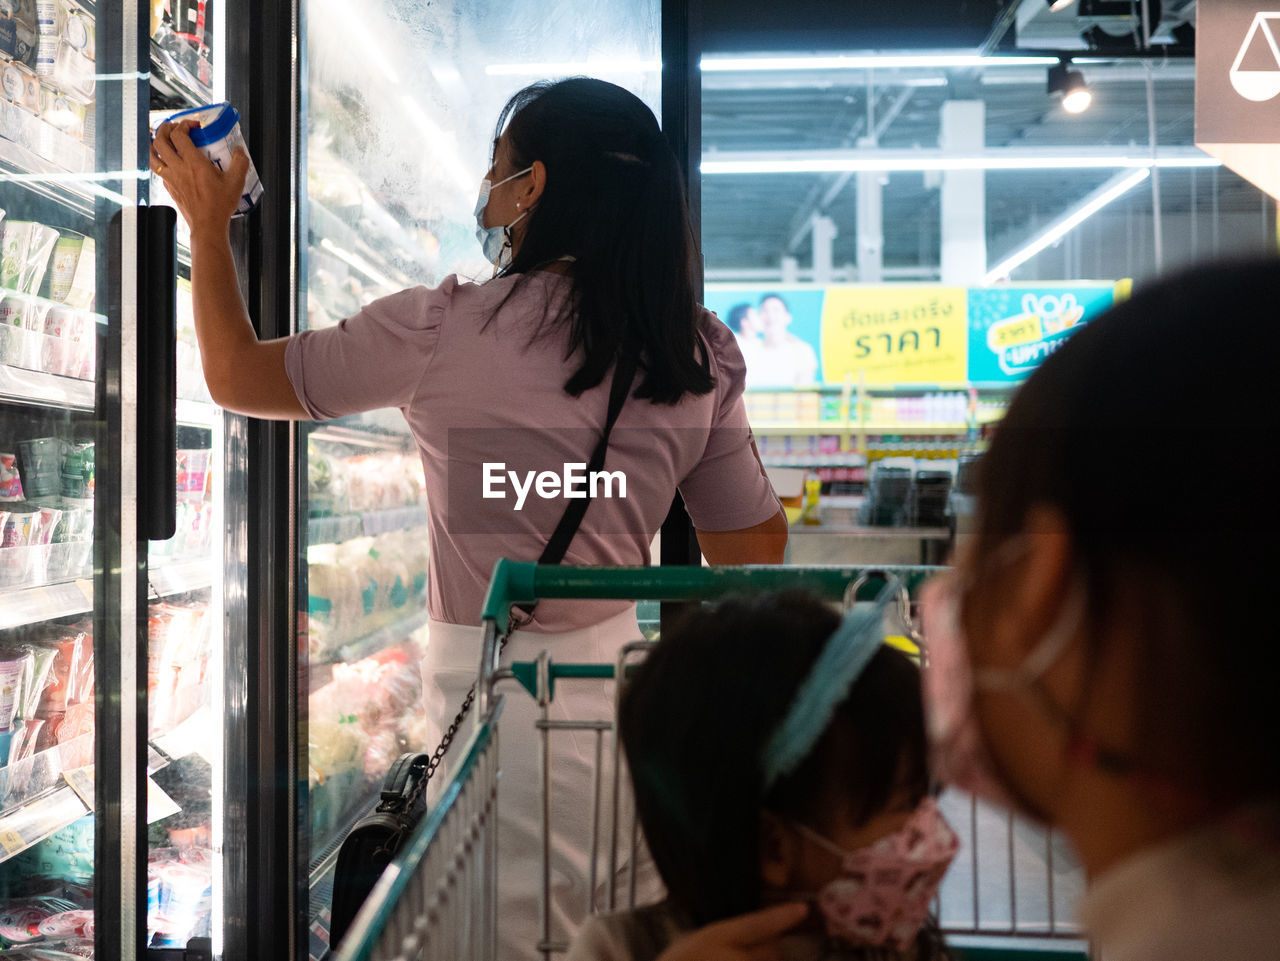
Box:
[792,798,958,951]
[918,545,1083,815]
[474,167,532,270]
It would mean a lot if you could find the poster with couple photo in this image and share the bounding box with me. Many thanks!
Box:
[703,287,825,387]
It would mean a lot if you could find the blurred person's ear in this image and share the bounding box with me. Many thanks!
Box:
[758,810,799,889]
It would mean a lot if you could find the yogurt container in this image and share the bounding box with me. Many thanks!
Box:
[159,102,262,215]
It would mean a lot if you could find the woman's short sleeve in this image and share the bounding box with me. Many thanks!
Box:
[678,314,783,531]
[285,278,453,420]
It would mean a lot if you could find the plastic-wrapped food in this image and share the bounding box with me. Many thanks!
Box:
[34,627,90,716]
[0,896,78,946]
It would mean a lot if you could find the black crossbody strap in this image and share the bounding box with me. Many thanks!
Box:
[536,348,638,568]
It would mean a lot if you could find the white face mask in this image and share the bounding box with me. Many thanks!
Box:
[474,166,532,270]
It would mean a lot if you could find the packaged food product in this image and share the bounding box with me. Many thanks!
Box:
[0,651,30,730]
[34,628,90,715]
[16,437,65,498]
[8,714,42,760]
[36,909,92,939]
[0,451,24,500]
[159,102,263,215]
[18,643,56,717]
[1,220,59,296]
[0,58,39,112]
[59,442,92,498]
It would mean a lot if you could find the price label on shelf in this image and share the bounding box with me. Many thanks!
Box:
[0,827,26,855]
[63,766,96,811]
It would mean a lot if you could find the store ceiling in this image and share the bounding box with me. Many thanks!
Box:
[697,0,1270,276]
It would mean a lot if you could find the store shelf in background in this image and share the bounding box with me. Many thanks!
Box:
[0,136,98,218]
[0,578,93,631]
[0,785,91,864]
[750,422,982,435]
[0,362,94,411]
[309,421,415,450]
[307,506,429,546]
[308,609,429,691]
[149,555,215,598]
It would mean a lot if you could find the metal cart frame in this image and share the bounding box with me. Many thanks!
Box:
[334,560,1089,961]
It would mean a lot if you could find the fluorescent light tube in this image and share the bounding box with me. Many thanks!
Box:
[700,155,1220,174]
[982,168,1150,284]
[699,54,1060,72]
[484,59,660,77]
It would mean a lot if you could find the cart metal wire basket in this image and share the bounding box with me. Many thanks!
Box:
[333,560,1089,961]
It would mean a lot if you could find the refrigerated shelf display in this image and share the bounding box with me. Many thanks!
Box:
[0,0,97,180]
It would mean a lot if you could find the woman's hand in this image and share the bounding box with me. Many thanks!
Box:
[150,120,250,238]
[655,903,809,961]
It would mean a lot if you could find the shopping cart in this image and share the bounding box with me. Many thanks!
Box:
[334,560,1089,961]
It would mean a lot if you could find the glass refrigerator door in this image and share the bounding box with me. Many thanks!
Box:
[298,0,658,949]
[1,0,122,953]
[145,2,230,957]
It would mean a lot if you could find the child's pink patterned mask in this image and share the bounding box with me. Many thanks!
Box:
[797,798,959,951]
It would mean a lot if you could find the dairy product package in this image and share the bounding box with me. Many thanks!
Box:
[1,220,59,295]
[159,102,263,215]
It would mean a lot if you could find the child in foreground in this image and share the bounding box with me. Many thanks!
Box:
[566,589,956,961]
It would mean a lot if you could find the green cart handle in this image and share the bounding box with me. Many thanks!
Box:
[481,559,944,625]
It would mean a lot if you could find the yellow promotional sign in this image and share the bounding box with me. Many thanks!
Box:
[820,287,968,385]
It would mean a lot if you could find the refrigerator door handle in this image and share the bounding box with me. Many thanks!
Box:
[138,205,178,542]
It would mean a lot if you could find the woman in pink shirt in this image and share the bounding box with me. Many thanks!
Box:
[152,78,787,957]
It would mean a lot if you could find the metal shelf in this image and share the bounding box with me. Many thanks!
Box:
[0,786,91,864]
[0,363,95,411]
[176,398,218,427]
[0,137,99,217]
[306,506,429,546]
[308,609,429,691]
[149,555,215,599]
[0,577,94,631]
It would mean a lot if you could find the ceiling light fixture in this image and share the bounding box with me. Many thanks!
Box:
[699,53,1060,72]
[1048,59,1092,113]
[699,153,1219,175]
[982,168,1149,284]
[1048,0,1079,12]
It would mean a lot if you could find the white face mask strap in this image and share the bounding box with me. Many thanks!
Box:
[974,585,1086,691]
[491,165,533,191]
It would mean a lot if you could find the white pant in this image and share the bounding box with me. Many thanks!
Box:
[422,610,663,960]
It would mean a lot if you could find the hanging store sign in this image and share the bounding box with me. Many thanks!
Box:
[966,285,1116,383]
[1195,2,1280,198]
[705,282,1124,388]
[819,287,968,385]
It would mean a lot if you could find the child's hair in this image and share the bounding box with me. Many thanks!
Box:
[620,590,930,928]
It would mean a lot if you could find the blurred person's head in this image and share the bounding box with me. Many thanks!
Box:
[923,258,1280,874]
[758,293,792,342]
[622,591,950,955]
[484,78,711,405]
[725,302,760,338]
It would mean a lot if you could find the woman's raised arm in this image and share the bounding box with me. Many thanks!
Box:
[151,120,307,420]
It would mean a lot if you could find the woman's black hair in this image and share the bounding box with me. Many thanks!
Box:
[620,591,931,929]
[725,303,752,334]
[973,257,1280,804]
[492,78,712,405]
